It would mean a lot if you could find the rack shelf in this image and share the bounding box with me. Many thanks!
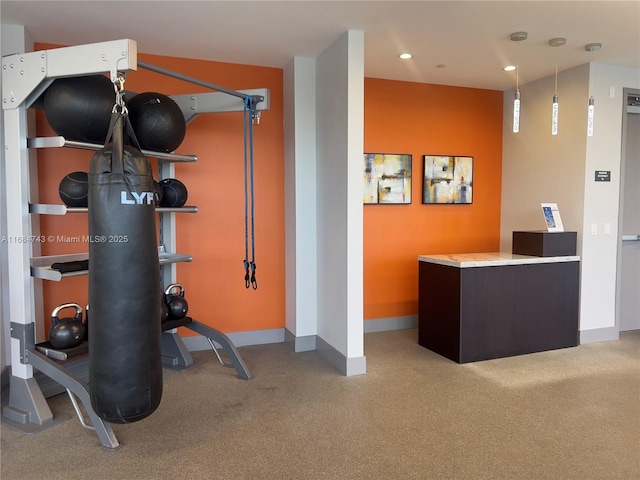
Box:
[28,136,198,163]
[31,252,193,281]
[29,204,199,215]
[155,206,198,213]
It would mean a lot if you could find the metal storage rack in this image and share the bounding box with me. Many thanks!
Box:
[2,39,268,449]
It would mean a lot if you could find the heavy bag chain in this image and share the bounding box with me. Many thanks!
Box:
[113,75,127,114]
[243,95,258,290]
[109,75,144,166]
[107,74,144,188]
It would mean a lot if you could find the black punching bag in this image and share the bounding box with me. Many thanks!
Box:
[88,111,162,423]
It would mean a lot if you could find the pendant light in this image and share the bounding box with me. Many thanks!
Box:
[585,43,602,137]
[549,38,566,136]
[510,32,527,133]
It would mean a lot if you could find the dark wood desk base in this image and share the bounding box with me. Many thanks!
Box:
[418,261,579,363]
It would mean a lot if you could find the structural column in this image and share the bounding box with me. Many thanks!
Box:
[314,30,366,376]
[284,57,318,352]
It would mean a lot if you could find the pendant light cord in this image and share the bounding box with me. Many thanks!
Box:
[516,40,520,93]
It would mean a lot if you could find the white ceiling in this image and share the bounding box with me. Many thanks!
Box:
[2,1,639,91]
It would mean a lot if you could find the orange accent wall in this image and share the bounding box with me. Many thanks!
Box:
[363,78,503,320]
[35,44,285,335]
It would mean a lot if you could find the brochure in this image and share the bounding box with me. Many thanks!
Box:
[541,203,564,232]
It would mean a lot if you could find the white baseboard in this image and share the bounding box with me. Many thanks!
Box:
[316,335,366,376]
[182,328,285,351]
[284,329,316,352]
[184,315,417,352]
[183,315,416,374]
[579,326,619,344]
[364,315,417,333]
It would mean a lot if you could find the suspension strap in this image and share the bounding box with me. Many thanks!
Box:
[243,96,258,290]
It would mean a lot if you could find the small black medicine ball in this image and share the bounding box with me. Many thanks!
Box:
[59,172,89,207]
[159,178,188,208]
[127,92,186,152]
[44,75,114,144]
[160,302,170,323]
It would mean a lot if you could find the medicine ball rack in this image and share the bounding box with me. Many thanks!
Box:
[2,39,269,449]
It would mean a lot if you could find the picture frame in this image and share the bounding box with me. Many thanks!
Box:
[363,153,412,204]
[422,155,473,204]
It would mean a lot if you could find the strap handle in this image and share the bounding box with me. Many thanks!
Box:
[111,115,125,175]
[242,96,258,290]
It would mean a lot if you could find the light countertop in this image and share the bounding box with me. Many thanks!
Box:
[418,252,580,268]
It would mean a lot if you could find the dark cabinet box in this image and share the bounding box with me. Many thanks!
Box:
[512,231,577,257]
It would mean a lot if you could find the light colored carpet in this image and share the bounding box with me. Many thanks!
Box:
[2,329,639,480]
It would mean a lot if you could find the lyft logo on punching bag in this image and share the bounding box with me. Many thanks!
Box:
[121,191,154,205]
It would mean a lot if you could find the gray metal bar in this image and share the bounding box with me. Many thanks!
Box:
[33,357,89,398]
[185,320,252,380]
[171,89,270,124]
[65,139,197,162]
[30,252,191,281]
[206,337,235,368]
[3,40,136,109]
[621,234,640,241]
[28,136,197,162]
[156,206,198,213]
[3,106,38,376]
[66,389,95,431]
[2,375,54,426]
[158,162,178,286]
[137,61,261,103]
[10,322,35,364]
[29,204,198,215]
[27,349,120,450]
[29,203,67,215]
[161,331,194,367]
[46,39,136,83]
[35,345,68,361]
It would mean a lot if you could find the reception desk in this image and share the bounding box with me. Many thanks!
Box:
[418,253,580,363]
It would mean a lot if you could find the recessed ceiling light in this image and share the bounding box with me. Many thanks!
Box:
[504,65,517,72]
[399,53,413,60]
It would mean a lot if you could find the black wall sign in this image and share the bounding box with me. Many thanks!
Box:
[595,170,611,182]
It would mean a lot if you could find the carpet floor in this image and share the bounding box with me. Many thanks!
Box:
[2,329,639,480]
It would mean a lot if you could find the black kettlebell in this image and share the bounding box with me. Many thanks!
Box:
[49,303,86,349]
[164,283,188,319]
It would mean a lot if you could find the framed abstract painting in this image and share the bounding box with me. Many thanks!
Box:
[422,155,473,204]
[363,153,412,204]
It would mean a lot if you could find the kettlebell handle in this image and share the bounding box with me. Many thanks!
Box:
[164,283,185,297]
[51,303,83,324]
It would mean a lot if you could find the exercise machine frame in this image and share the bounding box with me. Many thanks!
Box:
[2,39,267,449]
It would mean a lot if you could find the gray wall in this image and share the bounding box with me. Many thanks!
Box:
[501,61,640,341]
[501,63,589,249]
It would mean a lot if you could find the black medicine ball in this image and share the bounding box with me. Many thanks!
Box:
[59,171,89,207]
[127,92,186,152]
[44,75,114,144]
[153,180,164,206]
[159,179,188,208]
